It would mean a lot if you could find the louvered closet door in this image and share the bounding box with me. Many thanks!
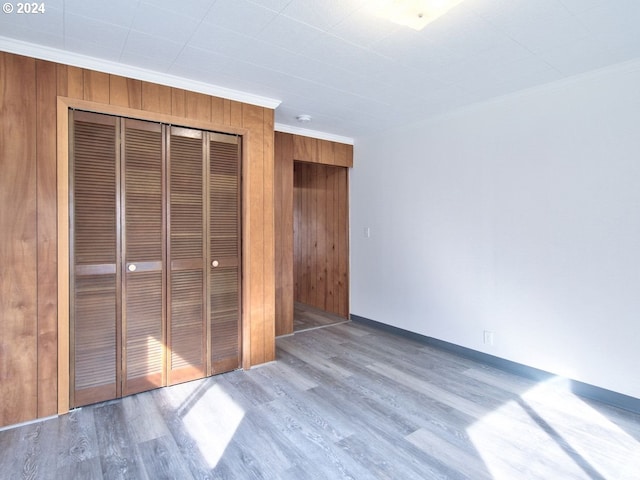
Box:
[121,119,166,395]
[167,127,207,384]
[209,134,242,374]
[70,111,120,407]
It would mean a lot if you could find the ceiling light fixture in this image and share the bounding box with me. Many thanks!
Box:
[373,0,464,31]
[296,114,312,123]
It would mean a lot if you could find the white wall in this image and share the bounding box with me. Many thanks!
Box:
[351,59,640,399]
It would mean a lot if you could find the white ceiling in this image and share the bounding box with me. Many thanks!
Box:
[1,0,640,140]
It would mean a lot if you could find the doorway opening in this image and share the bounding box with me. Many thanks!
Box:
[293,160,349,332]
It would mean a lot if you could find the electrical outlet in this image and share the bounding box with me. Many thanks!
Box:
[483,330,494,346]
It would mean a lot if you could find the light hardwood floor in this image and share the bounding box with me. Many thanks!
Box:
[1,320,639,479]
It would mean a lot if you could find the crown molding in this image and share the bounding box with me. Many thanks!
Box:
[0,36,281,110]
[274,123,354,145]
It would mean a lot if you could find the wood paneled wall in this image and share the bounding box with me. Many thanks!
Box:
[0,51,275,427]
[274,133,295,336]
[1,53,39,427]
[294,162,349,318]
[293,134,353,168]
[274,133,351,336]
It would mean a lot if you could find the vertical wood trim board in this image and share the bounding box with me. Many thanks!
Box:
[56,96,71,415]
[262,109,276,361]
[0,53,38,426]
[274,133,294,336]
[0,51,276,427]
[36,60,59,418]
[243,104,266,366]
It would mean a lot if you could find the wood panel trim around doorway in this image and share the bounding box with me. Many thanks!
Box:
[274,132,352,337]
[57,97,251,414]
[292,135,353,168]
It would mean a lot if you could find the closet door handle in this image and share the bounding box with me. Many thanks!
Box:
[211,260,219,268]
[128,264,137,272]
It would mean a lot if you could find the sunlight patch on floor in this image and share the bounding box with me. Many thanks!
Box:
[467,396,584,478]
[467,377,640,479]
[520,378,640,479]
[172,382,245,468]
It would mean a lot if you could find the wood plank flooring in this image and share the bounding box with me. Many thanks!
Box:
[1,320,639,479]
[292,302,349,333]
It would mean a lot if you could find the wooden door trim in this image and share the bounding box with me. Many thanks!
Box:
[57,96,250,415]
[204,133,212,376]
[57,98,70,414]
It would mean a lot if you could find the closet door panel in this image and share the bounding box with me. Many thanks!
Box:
[73,274,117,406]
[169,269,205,382]
[168,127,207,384]
[122,119,165,395]
[124,272,163,393]
[71,111,119,407]
[71,113,242,401]
[209,135,241,373]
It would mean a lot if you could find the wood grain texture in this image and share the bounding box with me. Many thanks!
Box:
[71,112,119,407]
[56,96,71,415]
[293,162,349,318]
[56,64,68,97]
[334,140,353,168]
[109,75,142,110]
[293,135,319,163]
[185,91,211,123]
[262,108,276,361]
[337,166,349,316]
[221,99,231,126]
[122,119,165,395]
[83,70,110,104]
[3,319,639,479]
[229,100,243,127]
[93,402,148,479]
[36,59,59,418]
[293,302,348,333]
[326,164,337,313]
[319,139,335,167]
[1,51,276,427]
[71,117,244,402]
[167,128,207,385]
[209,135,242,374]
[262,109,276,362]
[141,82,172,115]
[211,97,225,124]
[243,105,267,366]
[293,135,353,167]
[171,88,186,118]
[274,133,294,336]
[280,133,352,330]
[0,52,38,427]
[315,163,327,309]
[67,66,84,99]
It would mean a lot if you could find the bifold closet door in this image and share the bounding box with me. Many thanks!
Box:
[121,119,165,396]
[71,112,166,406]
[167,127,207,384]
[71,111,242,406]
[70,111,120,407]
[209,134,241,373]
